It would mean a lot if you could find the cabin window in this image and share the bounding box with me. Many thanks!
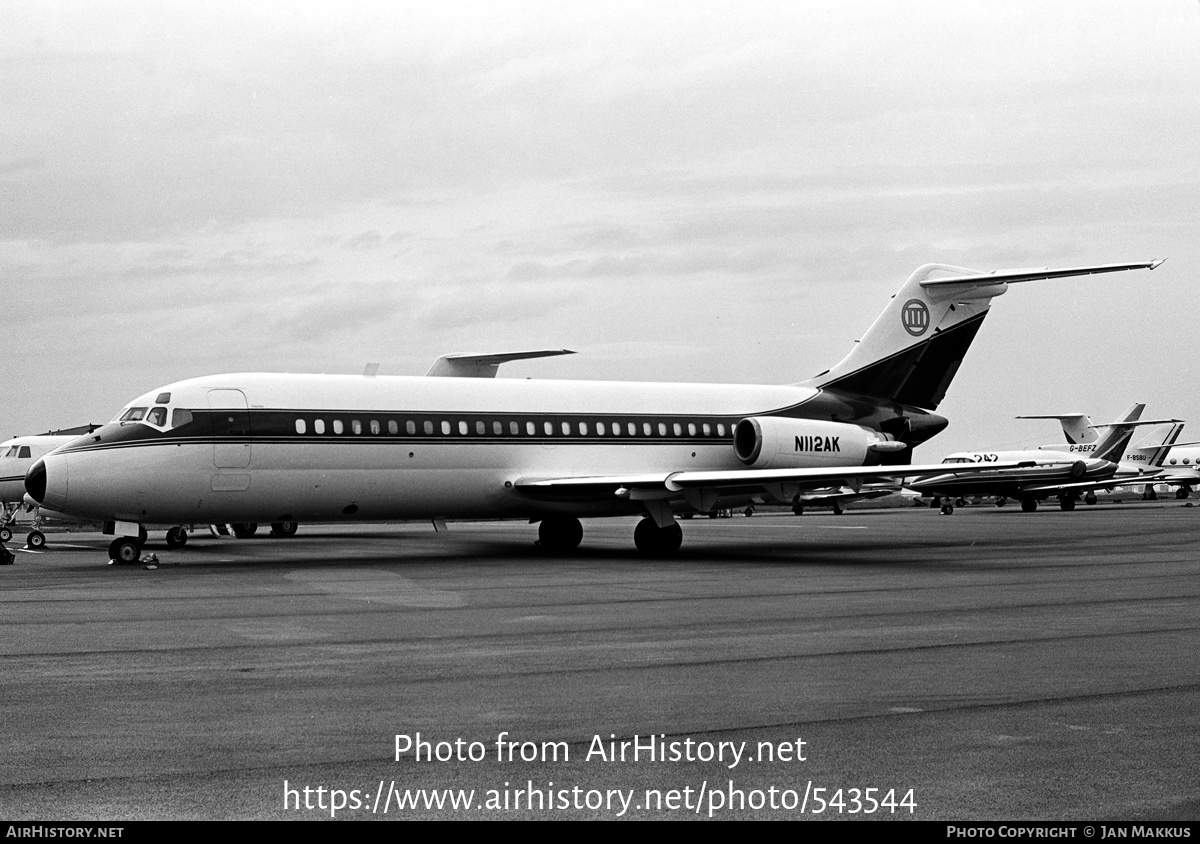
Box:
[673,423,682,437]
[702,423,711,436]
[441,421,452,436]
[509,421,519,436]
[558,421,569,436]
[610,422,620,437]
[370,420,381,435]
[495,421,505,436]
[596,422,606,436]
[658,423,667,437]
[477,421,486,435]
[404,420,414,435]
[423,421,434,435]
[295,419,307,435]
[315,419,326,435]
[717,423,727,437]
[578,422,588,436]
[526,421,536,436]
[688,423,697,436]
[457,421,467,435]
[351,420,362,435]
[388,420,399,435]
[333,420,344,435]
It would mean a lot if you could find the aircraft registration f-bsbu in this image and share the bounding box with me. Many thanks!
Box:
[25,261,1161,561]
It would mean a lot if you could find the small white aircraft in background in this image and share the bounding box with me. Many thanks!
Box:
[25,260,1162,562]
[1,425,100,547]
[1027,409,1200,499]
[909,404,1181,513]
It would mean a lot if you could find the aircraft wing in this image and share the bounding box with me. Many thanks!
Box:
[1021,473,1165,494]
[426,349,575,378]
[515,460,1052,502]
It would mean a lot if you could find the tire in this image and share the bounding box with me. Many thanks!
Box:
[1021,498,1038,512]
[1059,497,1076,511]
[26,530,46,549]
[537,516,583,553]
[165,527,188,549]
[231,523,259,539]
[633,518,683,556]
[108,537,141,564]
[792,504,804,516]
[0,527,11,542]
[940,503,954,515]
[270,521,299,537]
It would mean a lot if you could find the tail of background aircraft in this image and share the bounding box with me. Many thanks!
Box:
[1016,413,1098,444]
[801,261,1162,411]
[1089,404,1148,463]
[1127,422,1185,468]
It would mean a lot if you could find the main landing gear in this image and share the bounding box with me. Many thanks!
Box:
[536,516,583,553]
[1020,498,1038,512]
[633,517,683,557]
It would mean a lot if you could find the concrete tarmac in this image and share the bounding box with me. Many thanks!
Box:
[2,502,1198,820]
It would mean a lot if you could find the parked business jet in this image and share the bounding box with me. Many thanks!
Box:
[25,261,1162,561]
[1028,409,1200,499]
[1,425,99,547]
[909,405,1180,513]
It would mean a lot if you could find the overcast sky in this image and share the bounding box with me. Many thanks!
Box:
[4,0,1198,458]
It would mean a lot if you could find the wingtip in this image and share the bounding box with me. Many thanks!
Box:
[1149,259,1166,270]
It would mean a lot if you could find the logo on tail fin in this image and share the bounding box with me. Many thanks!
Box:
[901,300,930,336]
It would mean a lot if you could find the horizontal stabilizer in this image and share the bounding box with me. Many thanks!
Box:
[917,260,1164,288]
[426,349,576,378]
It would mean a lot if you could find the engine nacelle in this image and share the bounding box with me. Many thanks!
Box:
[733,417,900,470]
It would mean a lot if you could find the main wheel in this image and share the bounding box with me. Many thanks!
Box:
[1059,496,1076,511]
[832,502,843,515]
[537,516,583,553]
[165,526,188,549]
[1020,498,1038,512]
[743,507,754,517]
[270,521,299,537]
[231,523,259,538]
[108,537,141,564]
[994,497,1007,507]
[633,518,683,556]
[792,503,804,516]
[26,530,46,549]
[1176,487,1190,500]
[940,503,954,515]
[1084,492,1098,505]
[0,526,11,542]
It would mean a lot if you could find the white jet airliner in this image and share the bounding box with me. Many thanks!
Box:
[25,261,1162,562]
[1,426,99,547]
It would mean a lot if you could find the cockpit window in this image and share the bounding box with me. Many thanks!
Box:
[155,392,171,404]
[18,446,30,458]
[147,407,167,427]
[942,457,971,464]
[2,446,16,458]
[119,407,148,422]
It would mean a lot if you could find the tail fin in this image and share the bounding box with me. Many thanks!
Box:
[1016,413,1097,444]
[1129,422,1186,467]
[802,261,1162,410]
[1090,404,1147,462]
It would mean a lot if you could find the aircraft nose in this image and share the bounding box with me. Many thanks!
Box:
[25,456,67,510]
[25,459,46,503]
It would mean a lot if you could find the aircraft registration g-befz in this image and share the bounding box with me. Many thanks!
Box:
[24,260,1162,562]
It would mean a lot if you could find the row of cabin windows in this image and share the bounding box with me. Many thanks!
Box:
[291,417,732,439]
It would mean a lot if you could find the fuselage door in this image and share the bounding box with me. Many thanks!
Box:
[207,389,252,468]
